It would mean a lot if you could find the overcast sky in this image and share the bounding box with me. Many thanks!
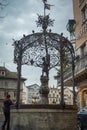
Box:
[0,0,73,87]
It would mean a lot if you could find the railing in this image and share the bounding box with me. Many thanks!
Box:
[75,54,87,74]
[57,53,87,84]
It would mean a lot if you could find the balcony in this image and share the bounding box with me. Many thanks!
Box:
[57,53,87,86]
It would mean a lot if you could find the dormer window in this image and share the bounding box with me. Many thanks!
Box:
[0,71,5,76]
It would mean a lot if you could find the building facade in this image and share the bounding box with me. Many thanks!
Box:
[63,88,73,105]
[48,87,60,104]
[61,0,87,109]
[72,0,87,109]
[27,84,40,104]
[26,84,73,105]
[48,87,73,105]
[0,66,26,105]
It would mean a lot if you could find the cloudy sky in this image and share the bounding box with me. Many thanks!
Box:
[0,0,73,87]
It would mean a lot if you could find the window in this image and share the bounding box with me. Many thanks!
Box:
[56,95,59,98]
[0,71,5,76]
[53,93,55,97]
[64,94,68,97]
[81,43,86,57]
[14,91,16,97]
[5,81,8,87]
[81,6,87,22]
[0,81,3,86]
[49,94,51,97]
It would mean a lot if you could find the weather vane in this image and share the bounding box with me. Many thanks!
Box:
[36,0,54,31]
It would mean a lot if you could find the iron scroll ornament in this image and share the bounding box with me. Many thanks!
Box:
[14,32,75,71]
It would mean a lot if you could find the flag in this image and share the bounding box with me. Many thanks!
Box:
[45,3,54,10]
[45,3,51,10]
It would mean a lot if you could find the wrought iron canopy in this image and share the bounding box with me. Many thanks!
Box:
[13,0,75,71]
[13,0,76,107]
[14,32,75,70]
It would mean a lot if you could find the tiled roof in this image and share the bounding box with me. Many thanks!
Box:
[0,66,26,81]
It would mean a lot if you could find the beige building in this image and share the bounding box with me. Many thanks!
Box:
[63,88,73,105]
[48,87,60,104]
[48,87,73,105]
[63,0,87,109]
[0,66,26,105]
[72,0,87,109]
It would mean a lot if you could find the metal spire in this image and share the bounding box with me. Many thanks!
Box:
[42,0,47,17]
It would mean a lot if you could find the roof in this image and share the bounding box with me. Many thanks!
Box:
[0,66,26,81]
[27,84,40,89]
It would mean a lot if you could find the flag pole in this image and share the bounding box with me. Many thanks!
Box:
[43,0,46,17]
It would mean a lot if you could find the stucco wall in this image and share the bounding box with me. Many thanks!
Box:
[10,108,78,130]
